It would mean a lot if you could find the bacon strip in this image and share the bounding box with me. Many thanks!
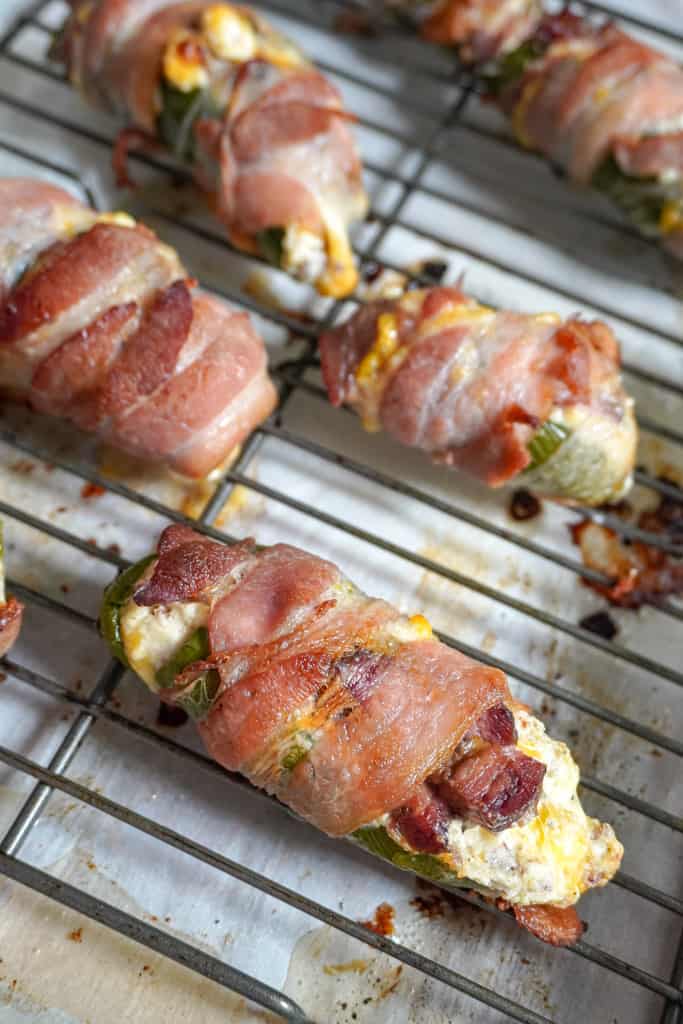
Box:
[0,178,276,477]
[285,638,510,835]
[320,286,635,497]
[614,132,683,179]
[135,530,255,606]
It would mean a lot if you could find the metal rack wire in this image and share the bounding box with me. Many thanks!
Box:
[0,1,681,1021]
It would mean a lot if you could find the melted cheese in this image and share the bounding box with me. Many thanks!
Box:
[356,313,399,383]
[199,4,302,70]
[163,29,209,92]
[593,84,612,104]
[95,212,137,229]
[353,312,406,431]
[660,200,683,235]
[417,301,495,339]
[281,225,327,284]
[317,223,359,299]
[407,614,432,639]
[386,615,433,645]
[120,594,209,691]
[533,312,562,324]
[445,710,623,906]
[201,5,256,62]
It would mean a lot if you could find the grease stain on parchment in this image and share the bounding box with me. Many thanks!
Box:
[0,850,277,1024]
[281,893,557,1024]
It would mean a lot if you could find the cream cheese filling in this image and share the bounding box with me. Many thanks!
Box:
[444,710,622,906]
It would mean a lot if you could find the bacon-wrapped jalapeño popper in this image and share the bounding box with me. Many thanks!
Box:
[320,286,637,505]
[402,1,683,258]
[101,524,623,946]
[0,522,23,658]
[57,2,368,297]
[0,178,276,478]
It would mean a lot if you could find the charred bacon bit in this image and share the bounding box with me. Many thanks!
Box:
[81,482,106,500]
[419,259,449,284]
[570,482,683,609]
[360,902,395,937]
[433,745,546,831]
[390,786,450,854]
[333,10,379,38]
[534,11,588,50]
[156,702,189,728]
[513,903,585,947]
[361,260,383,284]
[640,483,683,537]
[579,610,618,640]
[0,596,23,658]
[509,487,541,521]
[410,884,447,920]
[157,523,207,556]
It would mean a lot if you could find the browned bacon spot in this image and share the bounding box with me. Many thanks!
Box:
[360,902,395,936]
[134,536,254,606]
[157,524,204,556]
[335,648,389,704]
[433,745,545,831]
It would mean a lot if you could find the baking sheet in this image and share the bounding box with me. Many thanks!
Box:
[0,1,681,1021]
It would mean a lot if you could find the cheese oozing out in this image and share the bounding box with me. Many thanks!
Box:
[443,709,622,907]
[121,592,209,691]
[163,29,210,93]
[281,225,328,285]
[162,4,303,94]
[201,5,257,63]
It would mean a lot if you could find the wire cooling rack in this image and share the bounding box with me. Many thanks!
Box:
[0,1,681,1022]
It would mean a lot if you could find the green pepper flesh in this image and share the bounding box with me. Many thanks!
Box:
[156,626,210,689]
[256,226,286,268]
[100,555,156,668]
